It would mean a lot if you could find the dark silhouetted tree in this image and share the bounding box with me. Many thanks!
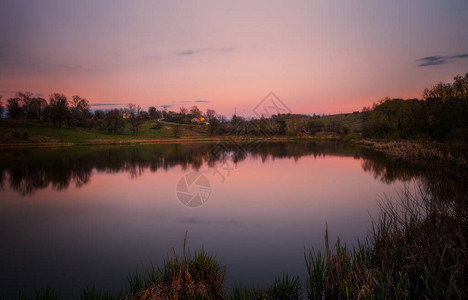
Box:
[276,117,287,135]
[149,106,162,119]
[68,95,91,128]
[7,97,22,123]
[49,93,69,128]
[17,92,34,124]
[31,97,47,123]
[363,73,468,141]
[104,109,124,134]
[0,96,4,117]
[453,73,468,100]
[205,109,218,135]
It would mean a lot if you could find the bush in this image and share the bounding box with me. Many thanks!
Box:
[286,128,296,137]
[173,127,181,138]
[342,124,352,135]
[343,132,357,142]
[130,237,225,299]
[149,121,162,130]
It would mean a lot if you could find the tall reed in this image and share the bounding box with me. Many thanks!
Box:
[127,234,226,299]
[304,184,467,299]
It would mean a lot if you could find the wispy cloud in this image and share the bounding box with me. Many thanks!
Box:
[90,103,122,107]
[0,58,82,73]
[142,54,160,60]
[451,54,468,59]
[175,49,208,56]
[174,47,236,56]
[180,100,212,104]
[417,53,468,67]
[0,90,46,97]
[158,100,214,109]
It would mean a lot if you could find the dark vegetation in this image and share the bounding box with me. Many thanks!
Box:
[363,73,468,141]
[0,142,374,195]
[305,182,466,299]
[128,236,225,299]
[0,73,466,145]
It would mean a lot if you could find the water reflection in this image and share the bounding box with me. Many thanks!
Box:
[0,142,464,203]
[1,141,465,298]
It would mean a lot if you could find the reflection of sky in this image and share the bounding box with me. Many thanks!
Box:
[0,153,411,297]
[1,1,468,116]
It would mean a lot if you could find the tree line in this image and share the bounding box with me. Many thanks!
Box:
[0,72,467,140]
[0,91,297,137]
[0,92,91,129]
[0,92,236,136]
[362,73,468,141]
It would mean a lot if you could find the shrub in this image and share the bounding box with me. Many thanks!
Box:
[129,237,225,299]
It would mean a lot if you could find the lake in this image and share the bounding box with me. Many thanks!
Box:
[0,141,460,298]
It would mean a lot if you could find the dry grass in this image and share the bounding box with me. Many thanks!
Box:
[128,235,225,300]
[305,185,467,299]
[360,139,468,167]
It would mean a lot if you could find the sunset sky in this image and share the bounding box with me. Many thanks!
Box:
[1,0,467,116]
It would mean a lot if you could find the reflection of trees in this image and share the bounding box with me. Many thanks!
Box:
[360,150,467,205]
[0,142,465,201]
[360,153,415,184]
[7,158,93,195]
[0,170,5,189]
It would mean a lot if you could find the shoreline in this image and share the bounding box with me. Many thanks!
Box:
[0,135,339,148]
[353,138,467,167]
[0,135,466,168]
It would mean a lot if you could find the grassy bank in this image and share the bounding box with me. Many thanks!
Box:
[0,118,188,145]
[0,118,340,147]
[354,139,468,168]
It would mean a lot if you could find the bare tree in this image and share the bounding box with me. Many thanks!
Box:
[205,109,216,122]
[205,109,219,136]
[126,103,142,135]
[190,105,201,119]
[18,92,34,124]
[180,107,188,123]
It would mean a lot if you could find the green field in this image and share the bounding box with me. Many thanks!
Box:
[0,113,366,145]
[0,118,195,145]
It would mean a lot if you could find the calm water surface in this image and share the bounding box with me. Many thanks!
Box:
[0,141,456,298]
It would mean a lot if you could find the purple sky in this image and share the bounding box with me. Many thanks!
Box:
[1,0,467,116]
